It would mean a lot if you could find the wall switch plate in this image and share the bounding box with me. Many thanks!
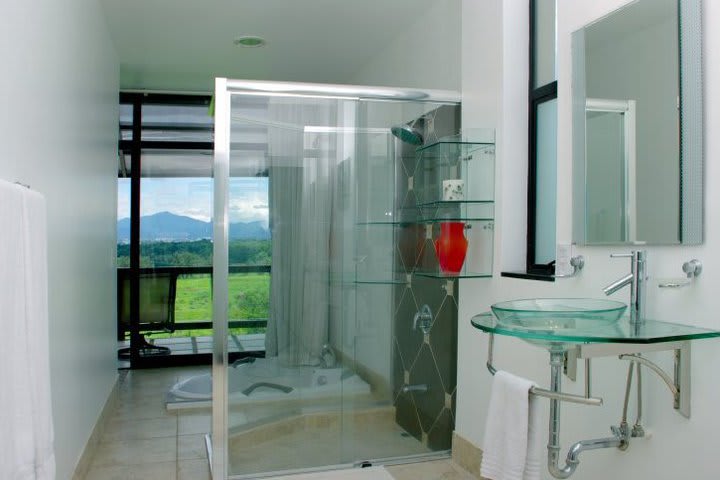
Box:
[556,244,574,277]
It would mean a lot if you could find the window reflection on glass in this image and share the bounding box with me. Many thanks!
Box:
[141,104,214,143]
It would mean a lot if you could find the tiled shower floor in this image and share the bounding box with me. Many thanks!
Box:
[81,367,475,480]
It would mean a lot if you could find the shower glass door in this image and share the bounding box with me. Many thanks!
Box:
[213,79,460,479]
[217,85,355,477]
[338,99,453,465]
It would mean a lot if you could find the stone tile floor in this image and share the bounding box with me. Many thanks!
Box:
[81,367,475,480]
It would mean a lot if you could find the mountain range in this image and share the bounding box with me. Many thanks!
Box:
[117,211,270,243]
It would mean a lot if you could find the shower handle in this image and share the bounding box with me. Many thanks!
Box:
[413,304,433,334]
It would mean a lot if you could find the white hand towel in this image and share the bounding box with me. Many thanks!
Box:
[480,370,542,480]
[23,186,55,480]
[0,179,55,480]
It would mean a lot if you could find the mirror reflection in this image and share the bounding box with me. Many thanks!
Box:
[573,0,681,244]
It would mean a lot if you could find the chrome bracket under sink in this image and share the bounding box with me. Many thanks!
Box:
[564,349,579,381]
[567,341,691,418]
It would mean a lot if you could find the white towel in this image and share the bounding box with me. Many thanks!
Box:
[0,179,55,480]
[480,370,542,480]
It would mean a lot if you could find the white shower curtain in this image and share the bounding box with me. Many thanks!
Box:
[264,98,338,366]
[0,179,55,480]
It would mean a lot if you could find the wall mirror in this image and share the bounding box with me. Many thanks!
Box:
[572,0,703,245]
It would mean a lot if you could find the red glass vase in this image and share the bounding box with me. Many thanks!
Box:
[434,222,468,274]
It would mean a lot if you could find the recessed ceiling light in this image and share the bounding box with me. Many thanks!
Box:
[234,36,266,48]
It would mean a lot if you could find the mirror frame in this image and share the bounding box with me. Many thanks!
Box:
[572,0,703,245]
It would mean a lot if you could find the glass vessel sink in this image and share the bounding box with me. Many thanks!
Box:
[473,297,720,352]
[491,298,627,330]
[487,298,627,351]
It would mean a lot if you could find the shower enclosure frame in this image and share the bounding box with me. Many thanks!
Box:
[210,78,460,480]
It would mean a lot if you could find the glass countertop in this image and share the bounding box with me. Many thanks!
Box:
[471,312,720,344]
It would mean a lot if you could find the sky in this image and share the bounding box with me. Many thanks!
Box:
[118,177,269,225]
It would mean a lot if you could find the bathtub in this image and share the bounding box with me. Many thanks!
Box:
[166,358,371,409]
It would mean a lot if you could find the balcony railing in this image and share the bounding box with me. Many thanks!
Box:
[117,265,271,341]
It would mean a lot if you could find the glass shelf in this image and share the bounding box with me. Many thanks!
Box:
[411,201,495,223]
[416,270,493,279]
[422,217,494,224]
[356,220,407,226]
[417,138,495,159]
[413,134,495,207]
[415,199,494,208]
[354,277,408,285]
[471,312,720,344]
[358,218,494,225]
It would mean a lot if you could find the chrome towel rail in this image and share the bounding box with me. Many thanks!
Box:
[486,334,603,406]
[658,259,702,288]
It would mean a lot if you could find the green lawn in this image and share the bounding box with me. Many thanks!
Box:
[151,273,270,339]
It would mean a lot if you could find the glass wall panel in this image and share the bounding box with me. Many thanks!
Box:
[117,94,219,364]
[226,94,351,476]
[135,154,214,354]
[141,104,214,142]
[215,84,461,478]
[117,178,130,260]
[119,103,133,141]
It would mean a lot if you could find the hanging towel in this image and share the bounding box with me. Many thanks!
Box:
[480,370,542,480]
[0,179,55,480]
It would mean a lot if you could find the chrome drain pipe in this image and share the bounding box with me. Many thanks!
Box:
[566,436,624,464]
[547,351,627,479]
[547,350,579,479]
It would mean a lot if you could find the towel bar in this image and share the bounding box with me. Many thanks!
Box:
[486,333,603,406]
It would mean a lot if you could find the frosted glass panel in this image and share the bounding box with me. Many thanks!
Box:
[535,98,557,264]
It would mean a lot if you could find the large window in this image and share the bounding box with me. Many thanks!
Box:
[527,0,558,275]
[117,93,269,367]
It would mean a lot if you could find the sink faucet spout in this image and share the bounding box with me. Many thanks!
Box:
[603,273,634,296]
[604,250,647,326]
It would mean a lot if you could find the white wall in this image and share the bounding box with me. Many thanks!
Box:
[0,1,119,478]
[458,1,720,479]
[349,0,461,91]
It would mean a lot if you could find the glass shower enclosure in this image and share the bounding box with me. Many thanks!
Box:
[211,79,460,479]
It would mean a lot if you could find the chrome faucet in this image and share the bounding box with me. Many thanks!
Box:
[320,344,337,369]
[401,384,428,394]
[603,250,647,325]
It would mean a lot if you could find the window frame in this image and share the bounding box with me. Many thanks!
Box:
[118,92,267,368]
[526,0,558,276]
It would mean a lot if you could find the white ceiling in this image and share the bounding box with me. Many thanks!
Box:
[100,0,440,92]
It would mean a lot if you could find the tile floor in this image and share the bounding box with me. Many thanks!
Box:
[82,367,475,480]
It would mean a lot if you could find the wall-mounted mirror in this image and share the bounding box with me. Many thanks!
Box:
[572,0,703,245]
